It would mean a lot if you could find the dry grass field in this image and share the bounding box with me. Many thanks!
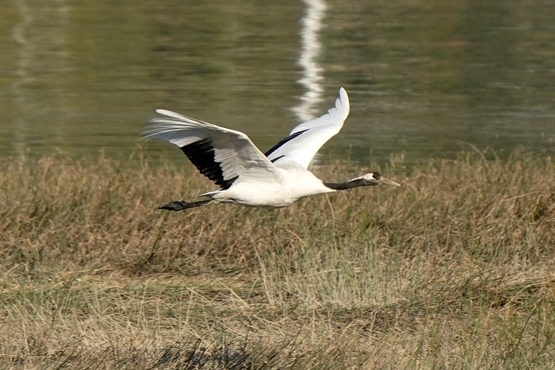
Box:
[1,150,555,369]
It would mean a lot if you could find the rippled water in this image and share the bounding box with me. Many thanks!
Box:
[1,0,554,164]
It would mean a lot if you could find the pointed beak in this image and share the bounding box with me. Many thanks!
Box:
[379,176,401,187]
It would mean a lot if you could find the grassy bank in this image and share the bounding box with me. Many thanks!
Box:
[1,151,555,369]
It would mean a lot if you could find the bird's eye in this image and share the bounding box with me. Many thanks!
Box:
[372,172,382,180]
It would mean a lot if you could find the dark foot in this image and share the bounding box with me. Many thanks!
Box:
[159,199,211,211]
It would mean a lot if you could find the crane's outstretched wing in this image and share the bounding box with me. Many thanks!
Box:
[143,111,280,189]
[265,87,350,169]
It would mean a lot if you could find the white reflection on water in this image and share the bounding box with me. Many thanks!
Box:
[291,0,327,122]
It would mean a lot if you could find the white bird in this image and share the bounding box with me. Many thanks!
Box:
[143,87,400,211]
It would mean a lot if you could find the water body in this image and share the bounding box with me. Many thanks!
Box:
[1,0,554,164]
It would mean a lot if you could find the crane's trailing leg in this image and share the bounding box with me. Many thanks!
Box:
[159,199,212,211]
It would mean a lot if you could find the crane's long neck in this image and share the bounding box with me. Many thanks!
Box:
[323,176,376,191]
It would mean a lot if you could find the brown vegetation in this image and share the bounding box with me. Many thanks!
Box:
[1,150,555,369]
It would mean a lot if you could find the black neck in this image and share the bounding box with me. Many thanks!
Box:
[324,178,369,191]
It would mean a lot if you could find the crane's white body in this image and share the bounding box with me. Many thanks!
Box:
[203,163,333,207]
[143,88,399,210]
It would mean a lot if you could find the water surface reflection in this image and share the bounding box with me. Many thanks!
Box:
[1,0,554,164]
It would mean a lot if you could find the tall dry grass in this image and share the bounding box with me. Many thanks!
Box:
[1,150,554,369]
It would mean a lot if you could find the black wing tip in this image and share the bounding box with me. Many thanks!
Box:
[179,140,238,189]
[264,129,309,157]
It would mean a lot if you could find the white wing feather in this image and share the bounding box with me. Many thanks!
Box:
[143,111,280,184]
[266,87,350,169]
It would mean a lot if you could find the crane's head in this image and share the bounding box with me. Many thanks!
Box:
[324,172,400,190]
[361,172,401,187]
